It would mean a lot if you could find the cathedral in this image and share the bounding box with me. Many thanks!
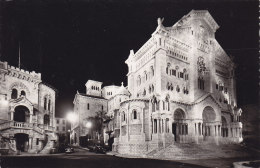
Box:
[71,10,243,155]
[0,61,57,154]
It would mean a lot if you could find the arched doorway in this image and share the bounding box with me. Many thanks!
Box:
[14,106,30,122]
[202,106,216,139]
[14,133,29,152]
[221,116,228,137]
[172,108,187,142]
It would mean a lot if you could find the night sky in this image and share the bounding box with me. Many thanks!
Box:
[0,0,258,117]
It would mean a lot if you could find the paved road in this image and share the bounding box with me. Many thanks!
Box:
[0,148,256,168]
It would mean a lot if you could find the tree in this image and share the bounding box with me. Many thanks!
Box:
[86,110,110,144]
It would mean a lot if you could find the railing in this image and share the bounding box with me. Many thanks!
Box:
[0,121,45,134]
[13,121,33,129]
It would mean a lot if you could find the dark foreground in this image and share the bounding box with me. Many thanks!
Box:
[0,148,258,168]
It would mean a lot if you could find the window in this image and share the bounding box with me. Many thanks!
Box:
[123,112,126,121]
[224,87,228,94]
[102,105,103,111]
[154,119,157,133]
[48,99,51,111]
[56,127,59,131]
[44,97,47,110]
[151,66,154,76]
[44,114,50,125]
[180,72,184,78]
[172,69,176,76]
[184,74,189,80]
[87,103,90,110]
[133,110,137,119]
[11,89,18,99]
[57,119,59,124]
[143,89,146,96]
[63,127,65,131]
[21,90,26,97]
[62,120,65,124]
[198,77,204,90]
[176,85,180,92]
[36,138,39,145]
[216,84,219,90]
[144,71,148,81]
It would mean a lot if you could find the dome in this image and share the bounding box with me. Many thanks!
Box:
[115,82,130,96]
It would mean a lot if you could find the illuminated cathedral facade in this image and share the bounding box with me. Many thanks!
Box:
[71,10,243,155]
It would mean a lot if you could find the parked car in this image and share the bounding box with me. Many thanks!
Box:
[94,144,106,154]
[65,147,74,154]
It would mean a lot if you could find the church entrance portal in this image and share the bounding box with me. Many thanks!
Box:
[14,133,29,152]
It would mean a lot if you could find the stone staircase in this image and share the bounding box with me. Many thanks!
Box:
[147,143,251,160]
[39,133,55,154]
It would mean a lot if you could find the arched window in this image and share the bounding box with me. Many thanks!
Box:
[133,110,137,119]
[122,112,126,121]
[21,90,26,97]
[176,85,180,92]
[166,63,170,75]
[198,77,204,90]
[11,89,18,99]
[87,103,90,110]
[143,89,146,96]
[144,71,148,81]
[151,66,154,77]
[44,97,47,110]
[48,99,51,111]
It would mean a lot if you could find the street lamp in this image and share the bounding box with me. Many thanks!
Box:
[86,121,92,129]
[66,112,77,123]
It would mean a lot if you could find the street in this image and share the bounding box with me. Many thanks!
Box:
[0,148,257,168]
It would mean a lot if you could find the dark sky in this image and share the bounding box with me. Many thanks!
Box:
[0,0,258,117]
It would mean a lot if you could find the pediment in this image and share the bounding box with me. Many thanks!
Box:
[10,96,34,107]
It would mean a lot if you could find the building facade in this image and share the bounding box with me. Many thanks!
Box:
[71,10,243,155]
[55,117,67,135]
[0,61,57,154]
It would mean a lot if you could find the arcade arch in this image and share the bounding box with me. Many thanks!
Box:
[172,108,188,142]
[14,106,30,123]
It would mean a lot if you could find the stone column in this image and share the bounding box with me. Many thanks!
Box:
[141,108,144,133]
[10,110,14,120]
[29,114,33,123]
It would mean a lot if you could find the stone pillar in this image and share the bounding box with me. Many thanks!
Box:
[10,110,14,120]
[141,109,144,133]
[29,114,33,123]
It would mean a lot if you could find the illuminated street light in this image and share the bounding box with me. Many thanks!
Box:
[86,121,92,128]
[66,112,77,123]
